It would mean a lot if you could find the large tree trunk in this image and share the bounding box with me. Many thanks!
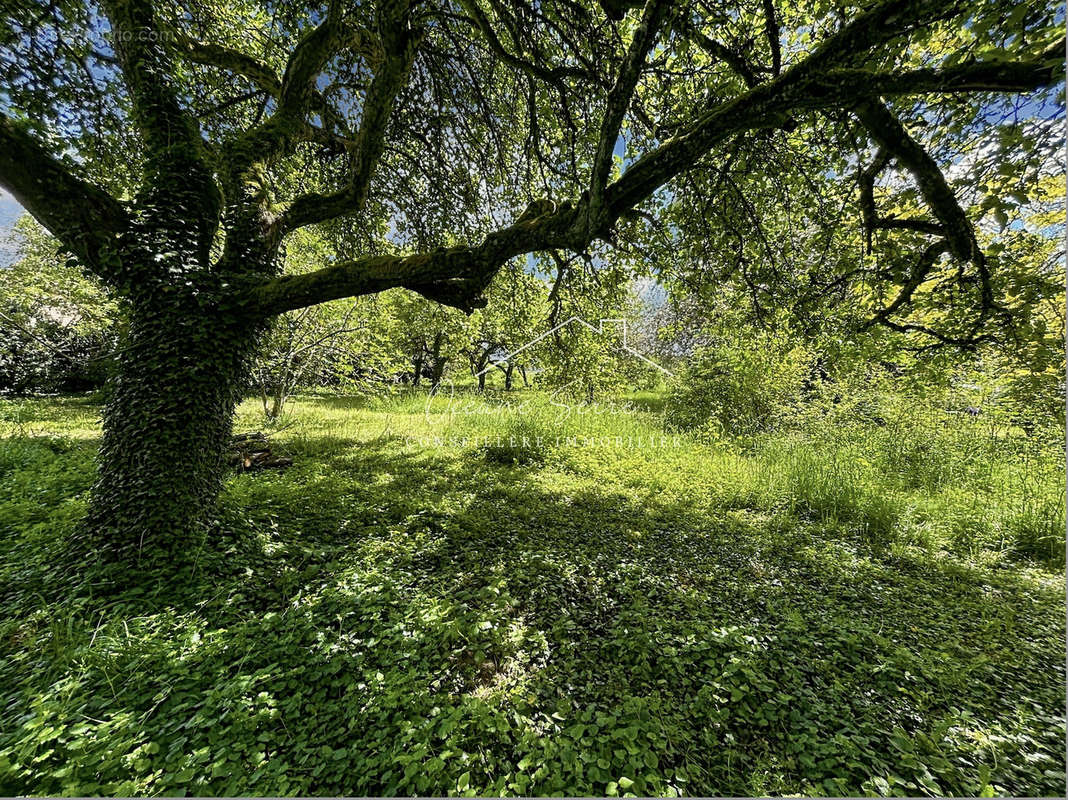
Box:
[84,299,260,563]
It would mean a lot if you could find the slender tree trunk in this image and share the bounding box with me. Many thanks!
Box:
[431,358,447,387]
[475,348,491,391]
[270,389,285,419]
[412,352,423,386]
[505,362,514,390]
[84,298,260,563]
[429,332,446,387]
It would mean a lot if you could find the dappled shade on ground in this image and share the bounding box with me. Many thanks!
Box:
[0,394,1064,796]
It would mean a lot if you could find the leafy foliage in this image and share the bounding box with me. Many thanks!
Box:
[0,390,1063,796]
[665,330,809,436]
[0,217,117,394]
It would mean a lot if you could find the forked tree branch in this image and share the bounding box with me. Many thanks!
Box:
[99,0,217,202]
[271,14,424,237]
[862,239,952,330]
[225,1,381,172]
[603,51,1061,219]
[175,33,357,148]
[589,0,674,220]
[853,100,982,265]
[857,148,945,251]
[241,44,1059,319]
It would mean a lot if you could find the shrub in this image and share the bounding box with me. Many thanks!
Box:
[665,331,809,436]
[0,216,117,395]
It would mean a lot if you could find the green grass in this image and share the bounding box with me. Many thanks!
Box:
[0,390,1064,796]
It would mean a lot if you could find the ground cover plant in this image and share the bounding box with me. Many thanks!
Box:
[0,390,1063,796]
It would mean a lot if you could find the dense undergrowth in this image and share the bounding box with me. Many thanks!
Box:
[0,391,1064,796]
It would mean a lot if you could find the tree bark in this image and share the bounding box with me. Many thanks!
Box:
[412,352,423,386]
[83,296,261,563]
[429,332,446,387]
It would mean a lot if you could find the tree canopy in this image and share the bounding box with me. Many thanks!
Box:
[1,0,1062,332]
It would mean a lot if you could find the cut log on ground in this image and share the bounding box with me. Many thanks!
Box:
[227,432,293,472]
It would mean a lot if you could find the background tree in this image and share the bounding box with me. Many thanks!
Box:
[466,266,549,391]
[383,291,473,388]
[251,301,368,419]
[0,215,117,394]
[533,252,659,401]
[0,0,1060,563]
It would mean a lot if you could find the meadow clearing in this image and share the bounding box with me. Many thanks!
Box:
[0,389,1063,796]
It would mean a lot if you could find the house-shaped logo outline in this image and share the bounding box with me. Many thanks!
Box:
[472,315,673,378]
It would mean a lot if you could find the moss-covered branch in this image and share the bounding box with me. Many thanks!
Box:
[242,204,583,317]
[0,115,130,280]
[175,37,282,95]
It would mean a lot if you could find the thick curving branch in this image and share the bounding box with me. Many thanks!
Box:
[174,32,357,147]
[857,147,945,251]
[0,115,131,280]
[241,206,579,317]
[99,0,216,194]
[853,99,980,266]
[603,49,1060,223]
[601,0,954,218]
[849,48,1065,96]
[225,2,380,172]
[243,47,1059,319]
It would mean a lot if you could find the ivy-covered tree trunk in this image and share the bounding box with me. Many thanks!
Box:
[84,296,261,562]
